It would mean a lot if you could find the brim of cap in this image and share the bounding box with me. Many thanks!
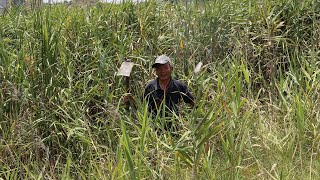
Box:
[152,63,161,68]
[152,61,169,68]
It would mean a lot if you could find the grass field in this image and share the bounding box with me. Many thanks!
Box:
[1,0,320,179]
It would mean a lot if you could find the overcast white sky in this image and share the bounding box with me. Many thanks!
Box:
[42,0,144,3]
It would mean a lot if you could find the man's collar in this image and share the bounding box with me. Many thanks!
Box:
[156,77,173,91]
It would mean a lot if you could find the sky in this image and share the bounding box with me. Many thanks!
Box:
[42,0,144,4]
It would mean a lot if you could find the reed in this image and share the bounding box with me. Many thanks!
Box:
[0,0,319,179]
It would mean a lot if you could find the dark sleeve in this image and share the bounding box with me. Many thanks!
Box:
[143,82,153,101]
[143,82,157,112]
[180,83,194,104]
[143,85,150,100]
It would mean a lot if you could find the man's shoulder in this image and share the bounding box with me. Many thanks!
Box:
[170,79,190,92]
[144,79,158,91]
[145,79,157,87]
[171,79,187,87]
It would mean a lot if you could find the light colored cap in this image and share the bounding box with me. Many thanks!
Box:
[152,55,172,68]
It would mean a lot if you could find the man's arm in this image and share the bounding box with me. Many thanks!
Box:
[180,83,195,107]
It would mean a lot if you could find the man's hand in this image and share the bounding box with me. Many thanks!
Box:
[123,93,136,110]
[124,94,132,105]
[190,101,195,108]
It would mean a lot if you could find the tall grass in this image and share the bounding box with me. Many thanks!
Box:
[1,0,320,179]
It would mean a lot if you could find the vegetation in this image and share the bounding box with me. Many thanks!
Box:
[1,0,320,179]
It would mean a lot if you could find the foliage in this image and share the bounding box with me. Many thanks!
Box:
[0,0,320,179]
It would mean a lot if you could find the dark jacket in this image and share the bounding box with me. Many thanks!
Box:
[143,78,194,115]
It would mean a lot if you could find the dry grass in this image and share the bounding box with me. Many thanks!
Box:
[1,0,320,179]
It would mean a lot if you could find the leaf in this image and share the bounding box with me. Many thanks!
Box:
[176,150,193,168]
[121,120,136,180]
[196,122,223,150]
[301,68,311,81]
[180,39,184,49]
[241,63,250,86]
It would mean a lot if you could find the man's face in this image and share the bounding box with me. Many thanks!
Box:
[155,63,173,81]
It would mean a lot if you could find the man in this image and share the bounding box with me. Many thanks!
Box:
[143,55,195,116]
